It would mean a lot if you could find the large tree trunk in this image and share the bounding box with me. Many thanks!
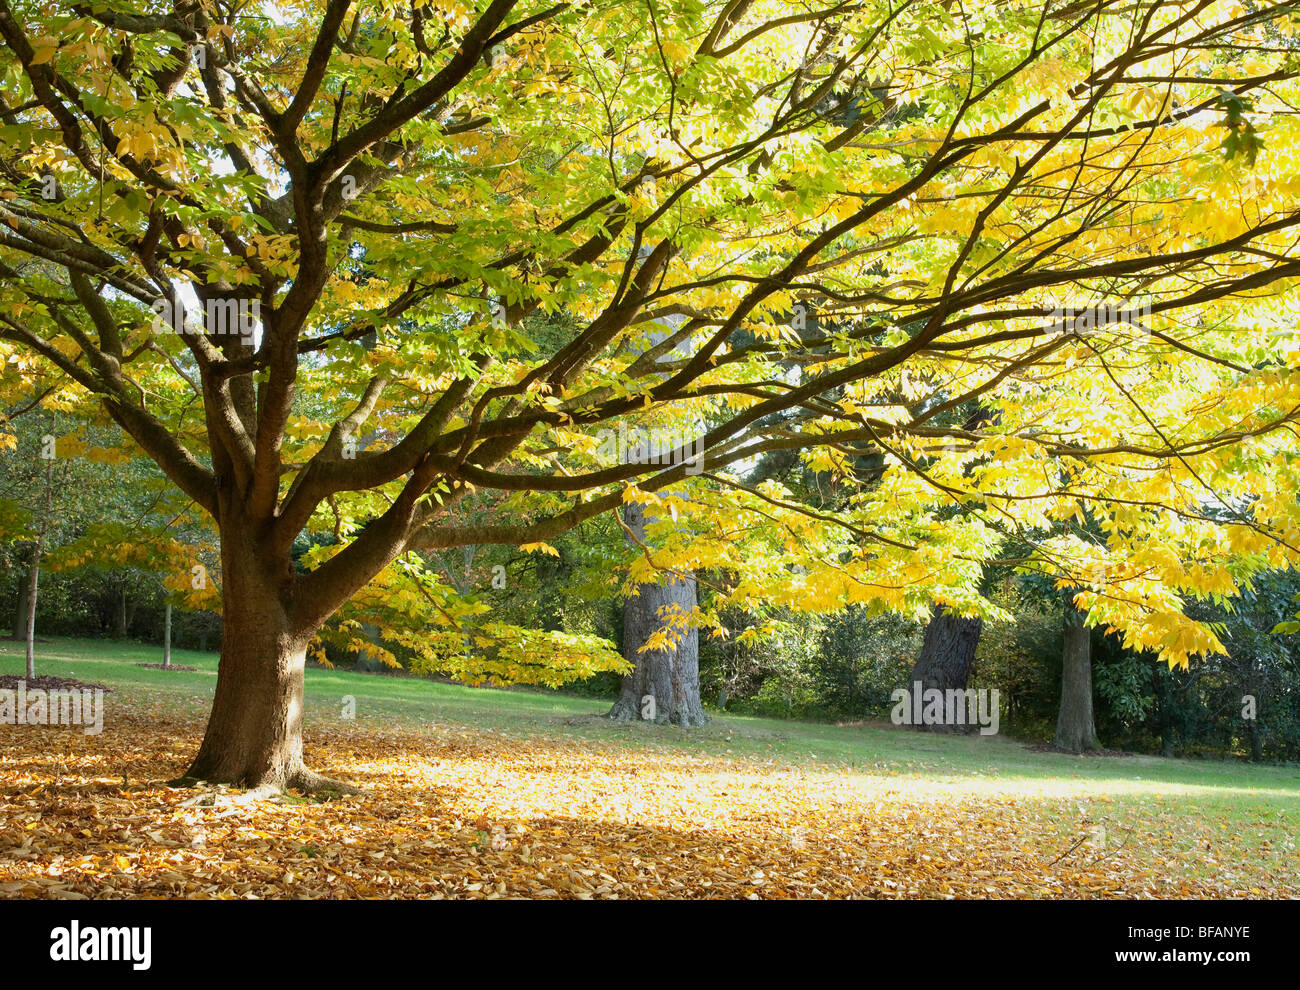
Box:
[183,533,328,792]
[1054,601,1099,752]
[185,617,312,789]
[608,500,706,727]
[907,604,983,733]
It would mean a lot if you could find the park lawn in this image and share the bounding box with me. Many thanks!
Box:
[1,636,1297,899]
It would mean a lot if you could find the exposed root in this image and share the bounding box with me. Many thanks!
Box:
[173,783,281,809]
[286,767,361,797]
[165,767,361,807]
[607,703,709,728]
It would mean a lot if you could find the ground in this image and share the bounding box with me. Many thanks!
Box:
[1,638,1297,899]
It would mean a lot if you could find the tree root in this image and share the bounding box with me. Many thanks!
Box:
[285,767,361,797]
[607,701,709,728]
[165,767,361,806]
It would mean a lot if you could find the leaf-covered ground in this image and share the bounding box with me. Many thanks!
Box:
[1,639,1298,899]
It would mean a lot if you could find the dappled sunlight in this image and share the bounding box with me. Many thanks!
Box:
[2,717,1296,899]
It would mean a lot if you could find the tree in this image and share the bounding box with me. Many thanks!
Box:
[908,605,984,734]
[1055,598,1099,752]
[610,314,707,725]
[3,1,1300,791]
[609,498,706,726]
[0,407,106,673]
[906,407,1000,726]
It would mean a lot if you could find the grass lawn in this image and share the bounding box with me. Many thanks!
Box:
[1,636,1297,899]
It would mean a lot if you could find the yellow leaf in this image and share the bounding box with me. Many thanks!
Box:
[519,541,561,557]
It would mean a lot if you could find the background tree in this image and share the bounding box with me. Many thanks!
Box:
[908,605,985,733]
[1055,596,1099,752]
[609,314,707,725]
[0,405,107,673]
[609,497,706,725]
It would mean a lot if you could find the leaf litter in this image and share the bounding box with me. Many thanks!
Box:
[1,708,1296,899]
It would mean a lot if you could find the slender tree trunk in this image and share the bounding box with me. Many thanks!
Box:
[1054,601,1099,752]
[608,500,706,727]
[24,543,41,680]
[907,604,983,733]
[163,602,172,668]
[22,459,54,677]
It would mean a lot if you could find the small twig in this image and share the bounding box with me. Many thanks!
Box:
[1047,833,1089,866]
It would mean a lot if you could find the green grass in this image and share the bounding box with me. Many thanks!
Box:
[4,635,1299,892]
[3,635,1296,785]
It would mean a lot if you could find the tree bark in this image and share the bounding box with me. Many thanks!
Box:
[183,530,335,792]
[907,604,983,733]
[22,459,53,677]
[23,546,40,680]
[608,500,706,727]
[1054,600,1099,752]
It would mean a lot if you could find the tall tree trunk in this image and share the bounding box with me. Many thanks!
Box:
[907,604,983,733]
[609,500,706,727]
[23,459,53,677]
[183,532,329,791]
[23,544,41,680]
[1054,600,1099,752]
